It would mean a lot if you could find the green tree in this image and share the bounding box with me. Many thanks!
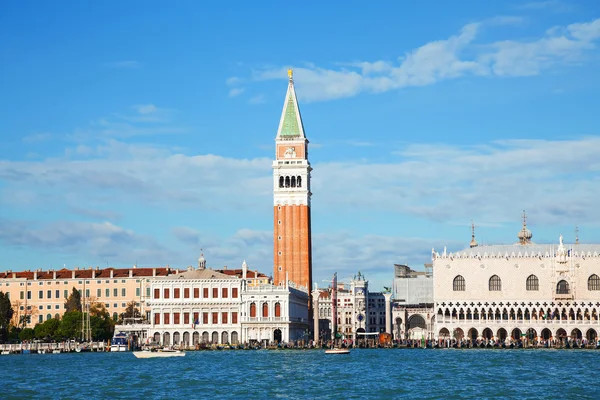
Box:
[88,302,114,340]
[34,318,61,341]
[64,288,82,313]
[58,311,82,340]
[91,314,114,341]
[19,327,35,342]
[0,292,14,343]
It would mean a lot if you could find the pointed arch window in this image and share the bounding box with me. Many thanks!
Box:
[489,275,502,291]
[453,275,465,291]
[588,275,600,291]
[285,176,290,188]
[526,275,539,291]
[297,176,302,188]
[556,280,570,295]
[291,176,296,188]
[279,176,284,188]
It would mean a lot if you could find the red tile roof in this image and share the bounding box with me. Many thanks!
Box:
[1,267,172,280]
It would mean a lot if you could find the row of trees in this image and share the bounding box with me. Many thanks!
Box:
[0,288,141,343]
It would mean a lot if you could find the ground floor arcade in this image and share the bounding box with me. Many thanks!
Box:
[436,324,599,345]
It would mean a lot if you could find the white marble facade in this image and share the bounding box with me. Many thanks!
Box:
[433,223,600,343]
[144,261,309,347]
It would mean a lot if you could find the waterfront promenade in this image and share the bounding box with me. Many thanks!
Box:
[0,341,107,354]
[3,338,600,354]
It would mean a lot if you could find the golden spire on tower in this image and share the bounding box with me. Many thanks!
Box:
[288,68,293,80]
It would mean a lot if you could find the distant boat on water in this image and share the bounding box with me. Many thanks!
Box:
[133,349,185,358]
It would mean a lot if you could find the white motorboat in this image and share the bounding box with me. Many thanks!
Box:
[133,349,185,358]
[325,348,350,355]
[110,332,129,352]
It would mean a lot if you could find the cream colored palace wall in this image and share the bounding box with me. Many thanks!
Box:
[434,250,600,302]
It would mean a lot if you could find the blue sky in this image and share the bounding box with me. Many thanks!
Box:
[1,0,600,290]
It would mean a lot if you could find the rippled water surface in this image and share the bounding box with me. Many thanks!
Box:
[2,349,599,399]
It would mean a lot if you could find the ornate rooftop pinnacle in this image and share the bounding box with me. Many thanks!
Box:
[197,250,206,270]
[469,220,478,248]
[575,226,579,245]
[517,210,533,245]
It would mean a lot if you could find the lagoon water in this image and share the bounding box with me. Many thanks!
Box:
[2,349,599,399]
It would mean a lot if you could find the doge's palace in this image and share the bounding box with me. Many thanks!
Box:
[433,215,600,344]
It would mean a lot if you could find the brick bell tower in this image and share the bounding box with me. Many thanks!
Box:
[273,69,313,295]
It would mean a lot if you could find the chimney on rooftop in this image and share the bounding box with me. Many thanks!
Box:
[223,266,227,270]
[53,270,57,280]
[92,269,95,279]
[72,270,75,279]
[110,269,113,279]
[152,268,156,277]
[129,269,133,278]
[33,271,37,280]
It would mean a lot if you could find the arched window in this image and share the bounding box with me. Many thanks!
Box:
[453,275,465,291]
[557,280,570,294]
[274,302,281,317]
[291,176,296,187]
[489,275,502,291]
[297,176,302,187]
[285,176,290,188]
[588,275,600,291]
[262,303,269,317]
[279,176,284,188]
[526,275,539,291]
[46,313,51,321]
[249,303,256,318]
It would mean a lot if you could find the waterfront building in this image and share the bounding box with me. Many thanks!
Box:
[272,69,313,293]
[391,264,435,340]
[0,266,170,328]
[143,258,309,346]
[313,272,390,343]
[433,214,600,344]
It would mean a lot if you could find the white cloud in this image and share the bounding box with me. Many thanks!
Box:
[241,18,600,102]
[229,88,245,97]
[226,76,242,86]
[0,219,174,264]
[134,104,158,115]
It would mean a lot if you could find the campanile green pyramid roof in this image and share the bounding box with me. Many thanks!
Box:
[276,76,305,139]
